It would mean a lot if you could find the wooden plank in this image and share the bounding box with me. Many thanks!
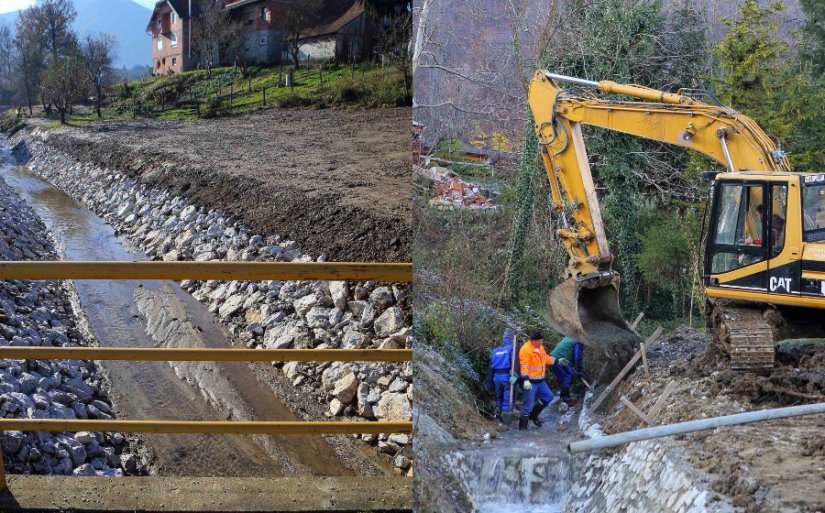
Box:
[640,342,650,378]
[647,380,678,421]
[631,311,645,330]
[588,326,664,415]
[620,396,657,426]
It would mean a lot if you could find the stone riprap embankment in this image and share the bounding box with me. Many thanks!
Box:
[565,396,736,513]
[13,130,413,473]
[0,175,149,477]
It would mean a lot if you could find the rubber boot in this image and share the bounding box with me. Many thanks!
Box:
[518,415,529,430]
[529,401,548,427]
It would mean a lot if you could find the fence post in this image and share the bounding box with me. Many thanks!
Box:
[0,445,6,491]
[229,85,233,111]
[318,64,323,86]
[262,86,266,107]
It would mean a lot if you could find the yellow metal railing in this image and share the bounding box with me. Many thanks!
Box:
[0,260,413,491]
[0,261,412,282]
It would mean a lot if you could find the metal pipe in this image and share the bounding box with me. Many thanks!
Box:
[0,261,412,282]
[0,419,413,435]
[569,401,825,453]
[544,72,599,88]
[0,347,412,363]
[719,136,736,172]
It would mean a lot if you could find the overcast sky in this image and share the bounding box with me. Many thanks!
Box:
[0,0,156,15]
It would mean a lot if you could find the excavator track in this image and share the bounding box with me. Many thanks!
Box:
[708,302,775,370]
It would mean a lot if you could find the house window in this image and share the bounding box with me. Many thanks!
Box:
[157,37,163,51]
[172,12,177,24]
[157,18,161,29]
[172,57,177,67]
[260,35,267,46]
[162,57,166,66]
[261,6,269,21]
[171,32,178,47]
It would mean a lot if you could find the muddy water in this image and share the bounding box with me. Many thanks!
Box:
[1,164,352,477]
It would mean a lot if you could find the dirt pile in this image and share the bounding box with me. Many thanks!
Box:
[598,327,825,513]
[32,108,411,262]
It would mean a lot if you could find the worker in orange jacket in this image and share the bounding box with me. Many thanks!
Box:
[518,331,569,430]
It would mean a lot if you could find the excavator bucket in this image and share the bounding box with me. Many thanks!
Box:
[547,274,641,375]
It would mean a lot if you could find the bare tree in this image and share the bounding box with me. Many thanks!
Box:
[15,21,45,115]
[41,49,85,125]
[280,1,317,68]
[14,0,78,115]
[35,0,78,57]
[362,0,412,97]
[192,0,240,76]
[0,22,14,103]
[81,33,117,118]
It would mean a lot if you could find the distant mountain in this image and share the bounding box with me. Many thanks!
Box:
[0,0,153,68]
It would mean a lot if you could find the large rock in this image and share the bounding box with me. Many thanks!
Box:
[374,392,411,421]
[332,372,358,404]
[329,281,349,310]
[263,323,303,349]
[294,293,318,317]
[369,287,394,309]
[305,306,331,329]
[341,329,366,349]
[374,307,404,337]
[218,294,245,319]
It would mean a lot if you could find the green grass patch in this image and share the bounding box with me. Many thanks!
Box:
[108,63,409,121]
[0,109,26,135]
[41,112,102,130]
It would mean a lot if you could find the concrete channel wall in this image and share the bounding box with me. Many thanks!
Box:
[11,129,414,475]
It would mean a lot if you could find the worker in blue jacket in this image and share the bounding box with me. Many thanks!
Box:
[551,336,584,405]
[486,327,518,419]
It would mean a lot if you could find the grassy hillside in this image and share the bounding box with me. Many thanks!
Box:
[108,63,410,121]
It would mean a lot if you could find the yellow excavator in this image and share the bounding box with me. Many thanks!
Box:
[527,71,825,372]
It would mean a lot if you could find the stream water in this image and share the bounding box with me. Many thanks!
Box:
[0,149,354,477]
[446,401,583,512]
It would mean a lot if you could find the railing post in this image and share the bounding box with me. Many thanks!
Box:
[0,442,7,491]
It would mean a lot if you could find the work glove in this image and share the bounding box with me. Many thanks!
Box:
[557,357,570,367]
[523,380,532,391]
[508,375,518,385]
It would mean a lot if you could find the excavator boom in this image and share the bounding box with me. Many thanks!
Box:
[527,71,790,374]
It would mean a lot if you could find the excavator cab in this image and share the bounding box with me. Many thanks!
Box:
[704,172,825,368]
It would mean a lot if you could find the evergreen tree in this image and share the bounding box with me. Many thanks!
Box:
[800,0,825,75]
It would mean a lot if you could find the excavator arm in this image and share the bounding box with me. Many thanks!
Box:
[526,71,789,373]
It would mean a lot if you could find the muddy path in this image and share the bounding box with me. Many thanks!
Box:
[37,108,411,262]
[1,165,361,477]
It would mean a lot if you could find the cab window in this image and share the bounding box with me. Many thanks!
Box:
[769,184,787,256]
[802,180,825,242]
[710,183,765,274]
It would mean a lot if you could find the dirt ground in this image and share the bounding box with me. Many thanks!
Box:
[603,328,825,513]
[35,107,411,262]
